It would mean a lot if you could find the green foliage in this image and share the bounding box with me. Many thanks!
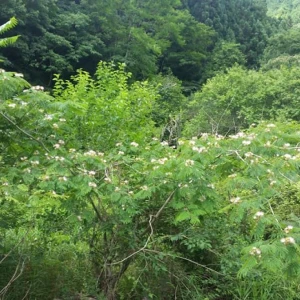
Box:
[53,61,158,150]
[261,26,300,70]
[203,41,246,80]
[0,0,215,85]
[2,66,300,299]
[0,17,19,48]
[267,0,300,24]
[184,65,300,135]
[188,0,275,68]
[150,74,187,125]
[2,9,300,297]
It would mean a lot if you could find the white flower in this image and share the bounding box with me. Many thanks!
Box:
[284,225,293,234]
[59,118,66,122]
[215,134,224,140]
[53,144,60,149]
[2,182,9,186]
[245,152,254,158]
[59,176,68,181]
[249,247,261,257]
[189,140,196,146]
[98,152,104,157]
[230,197,241,204]
[88,182,97,188]
[8,103,16,108]
[160,141,169,146]
[58,140,65,145]
[201,133,209,139]
[270,180,277,186]
[130,142,139,147]
[264,141,271,147]
[116,142,122,147]
[44,114,53,120]
[115,187,121,192]
[104,177,112,183]
[158,158,168,164]
[20,156,28,161]
[228,173,237,178]
[185,159,194,167]
[14,73,24,78]
[88,171,96,176]
[128,191,134,195]
[242,140,251,146]
[283,153,293,160]
[69,148,76,153]
[178,140,185,145]
[267,123,276,128]
[165,172,172,176]
[141,185,148,191]
[230,132,246,139]
[31,160,39,165]
[53,123,59,129]
[281,237,295,245]
[253,211,264,220]
[283,143,291,148]
[54,156,64,161]
[84,150,97,157]
[152,137,159,141]
[118,151,124,155]
[20,101,28,106]
[32,85,44,91]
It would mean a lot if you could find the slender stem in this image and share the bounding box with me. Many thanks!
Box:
[0,111,49,152]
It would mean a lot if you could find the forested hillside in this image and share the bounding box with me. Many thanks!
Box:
[1,0,300,299]
[267,0,300,23]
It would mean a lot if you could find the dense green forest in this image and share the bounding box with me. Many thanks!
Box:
[1,0,300,299]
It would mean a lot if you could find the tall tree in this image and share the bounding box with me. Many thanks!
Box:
[187,0,276,67]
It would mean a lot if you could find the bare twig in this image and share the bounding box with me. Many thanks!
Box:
[0,233,27,264]
[153,190,176,221]
[143,249,224,276]
[228,150,248,164]
[21,285,31,300]
[89,195,104,222]
[267,200,280,224]
[108,215,155,266]
[107,190,177,266]
[0,111,49,152]
[279,172,295,183]
[0,260,26,297]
